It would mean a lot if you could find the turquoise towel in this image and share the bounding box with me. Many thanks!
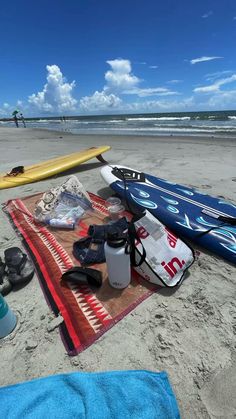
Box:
[0,370,180,419]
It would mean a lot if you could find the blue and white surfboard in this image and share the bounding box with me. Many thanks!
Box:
[101,165,236,265]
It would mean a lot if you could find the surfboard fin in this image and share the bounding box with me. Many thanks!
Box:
[96,154,108,164]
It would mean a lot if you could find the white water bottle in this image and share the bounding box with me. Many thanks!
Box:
[104,231,131,289]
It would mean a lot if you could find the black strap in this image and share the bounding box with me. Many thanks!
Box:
[6,166,25,176]
[196,218,236,239]
[111,166,144,216]
[109,165,147,267]
[128,216,146,267]
[218,215,236,225]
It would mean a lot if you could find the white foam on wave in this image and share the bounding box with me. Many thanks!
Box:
[152,127,216,133]
[67,119,125,125]
[78,126,219,133]
[228,116,236,120]
[196,125,236,130]
[126,116,192,121]
[92,126,236,134]
[73,120,99,125]
[107,119,124,123]
[126,117,161,121]
[36,119,62,123]
[154,124,236,130]
[155,116,191,121]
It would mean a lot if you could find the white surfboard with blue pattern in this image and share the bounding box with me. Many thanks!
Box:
[101,165,236,265]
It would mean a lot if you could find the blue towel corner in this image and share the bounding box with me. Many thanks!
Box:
[0,370,180,419]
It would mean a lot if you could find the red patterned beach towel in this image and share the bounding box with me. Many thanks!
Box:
[3,193,158,355]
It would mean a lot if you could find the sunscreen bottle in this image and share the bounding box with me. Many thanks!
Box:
[0,294,17,338]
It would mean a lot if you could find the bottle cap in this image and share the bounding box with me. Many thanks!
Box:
[106,229,127,248]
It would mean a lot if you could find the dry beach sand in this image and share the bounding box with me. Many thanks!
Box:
[0,127,236,418]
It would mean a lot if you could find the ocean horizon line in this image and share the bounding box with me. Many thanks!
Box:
[1,109,236,122]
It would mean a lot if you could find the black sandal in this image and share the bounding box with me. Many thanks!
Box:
[0,257,6,280]
[4,247,35,286]
[61,267,102,288]
[0,257,12,296]
[5,166,25,177]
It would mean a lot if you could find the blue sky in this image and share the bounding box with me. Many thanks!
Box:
[1,0,236,116]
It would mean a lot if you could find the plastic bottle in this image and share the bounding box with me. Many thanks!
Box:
[0,293,17,338]
[104,230,131,289]
[48,218,75,229]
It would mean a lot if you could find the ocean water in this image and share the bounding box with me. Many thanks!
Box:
[1,110,236,138]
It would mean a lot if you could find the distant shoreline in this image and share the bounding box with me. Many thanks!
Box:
[0,126,236,145]
[1,108,236,122]
[1,110,236,139]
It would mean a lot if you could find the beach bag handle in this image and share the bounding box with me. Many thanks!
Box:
[128,215,147,267]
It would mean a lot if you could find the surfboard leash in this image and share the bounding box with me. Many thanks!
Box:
[107,165,146,267]
[196,216,236,239]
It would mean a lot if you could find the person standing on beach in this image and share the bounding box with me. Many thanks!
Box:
[13,114,18,127]
[20,113,26,128]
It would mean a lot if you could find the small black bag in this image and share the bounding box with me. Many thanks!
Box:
[6,166,25,176]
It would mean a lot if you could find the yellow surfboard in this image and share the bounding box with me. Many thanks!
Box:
[0,145,111,189]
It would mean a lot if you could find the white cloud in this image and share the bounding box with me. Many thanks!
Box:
[123,96,196,113]
[79,59,139,112]
[79,58,181,112]
[80,91,122,112]
[125,92,236,113]
[104,59,140,92]
[204,70,233,81]
[167,79,183,84]
[149,65,158,69]
[0,102,27,117]
[190,56,223,65]
[202,11,213,18]
[0,106,9,117]
[123,87,179,97]
[206,89,236,108]
[104,59,179,97]
[194,74,236,93]
[28,65,77,113]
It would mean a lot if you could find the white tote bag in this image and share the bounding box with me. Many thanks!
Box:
[129,210,195,287]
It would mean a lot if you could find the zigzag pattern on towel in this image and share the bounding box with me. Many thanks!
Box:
[68,283,112,332]
[91,201,108,215]
[14,199,73,273]
[13,198,112,330]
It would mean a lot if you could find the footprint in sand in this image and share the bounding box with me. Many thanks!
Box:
[200,362,236,417]
[200,184,212,190]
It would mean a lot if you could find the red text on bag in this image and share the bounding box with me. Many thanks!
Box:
[165,228,178,248]
[161,257,185,278]
[136,226,150,239]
